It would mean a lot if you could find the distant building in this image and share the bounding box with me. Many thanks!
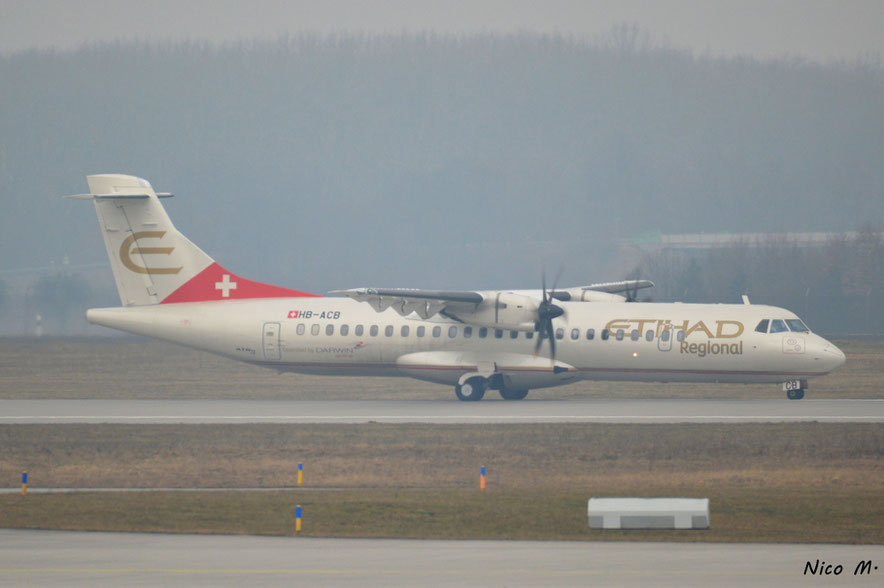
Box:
[618,230,859,270]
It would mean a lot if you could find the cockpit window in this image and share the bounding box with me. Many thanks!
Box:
[755,319,769,333]
[786,319,810,333]
[769,319,788,333]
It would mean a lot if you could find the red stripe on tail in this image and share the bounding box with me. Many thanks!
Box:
[161,262,320,303]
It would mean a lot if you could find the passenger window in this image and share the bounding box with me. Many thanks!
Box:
[601,329,610,341]
[555,328,564,340]
[340,324,349,336]
[417,326,425,337]
[661,330,670,342]
[479,327,488,338]
[571,328,579,340]
[325,324,334,336]
[385,325,394,337]
[676,331,686,342]
[645,329,654,342]
[370,325,379,337]
[401,325,409,337]
[755,319,769,334]
[494,329,503,339]
[296,324,305,336]
[464,326,473,338]
[770,319,788,333]
[510,330,518,339]
[616,329,624,341]
[630,329,639,341]
[526,331,534,339]
[432,326,441,338]
[311,324,320,336]
[355,325,364,336]
[586,328,595,340]
[448,326,457,338]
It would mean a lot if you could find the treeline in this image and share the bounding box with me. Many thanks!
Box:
[0,33,882,323]
[631,227,884,334]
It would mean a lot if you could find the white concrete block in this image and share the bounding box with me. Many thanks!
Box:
[588,498,710,529]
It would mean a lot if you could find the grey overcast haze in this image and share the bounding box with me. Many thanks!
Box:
[2,0,883,63]
[0,0,882,335]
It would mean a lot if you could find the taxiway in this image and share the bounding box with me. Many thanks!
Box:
[2,529,881,587]
[0,398,880,424]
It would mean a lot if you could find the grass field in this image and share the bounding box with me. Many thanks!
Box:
[0,336,880,400]
[0,337,881,542]
[1,423,881,543]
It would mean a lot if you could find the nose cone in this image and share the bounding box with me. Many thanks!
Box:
[817,339,847,373]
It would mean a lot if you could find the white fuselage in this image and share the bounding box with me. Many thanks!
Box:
[87,297,846,392]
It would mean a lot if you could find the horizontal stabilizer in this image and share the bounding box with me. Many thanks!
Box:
[65,193,173,200]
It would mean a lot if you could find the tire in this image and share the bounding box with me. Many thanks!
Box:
[499,388,529,401]
[786,388,805,400]
[455,376,487,401]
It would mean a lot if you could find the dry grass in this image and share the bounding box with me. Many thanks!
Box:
[0,423,881,543]
[0,336,879,399]
[1,486,881,544]
[1,422,880,489]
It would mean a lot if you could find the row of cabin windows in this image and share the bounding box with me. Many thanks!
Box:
[293,323,687,343]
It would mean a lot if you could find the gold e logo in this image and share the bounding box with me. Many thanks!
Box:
[119,231,183,275]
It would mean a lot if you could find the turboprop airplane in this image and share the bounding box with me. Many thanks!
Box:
[72,174,846,401]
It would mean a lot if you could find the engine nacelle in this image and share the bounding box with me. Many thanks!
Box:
[451,292,541,332]
[552,287,627,303]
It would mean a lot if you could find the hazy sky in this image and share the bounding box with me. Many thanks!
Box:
[2,0,882,63]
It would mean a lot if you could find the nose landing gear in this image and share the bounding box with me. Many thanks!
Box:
[786,388,805,400]
[783,379,807,400]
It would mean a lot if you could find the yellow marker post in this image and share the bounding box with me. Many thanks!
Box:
[298,463,303,487]
[480,466,486,491]
[295,505,302,534]
[21,470,27,496]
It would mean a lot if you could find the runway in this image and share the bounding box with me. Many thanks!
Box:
[2,529,881,587]
[0,398,881,424]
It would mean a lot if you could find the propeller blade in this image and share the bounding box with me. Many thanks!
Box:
[548,320,556,359]
[535,268,564,361]
[550,265,563,294]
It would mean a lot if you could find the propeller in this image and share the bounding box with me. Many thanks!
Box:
[534,270,565,360]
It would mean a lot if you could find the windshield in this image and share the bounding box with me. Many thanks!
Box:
[769,319,788,333]
[786,319,810,333]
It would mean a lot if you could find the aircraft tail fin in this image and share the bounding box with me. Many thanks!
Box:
[73,174,317,306]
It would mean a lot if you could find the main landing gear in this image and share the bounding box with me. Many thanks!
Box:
[455,376,487,402]
[454,375,530,401]
[498,388,529,401]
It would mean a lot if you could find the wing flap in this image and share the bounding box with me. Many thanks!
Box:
[330,288,483,320]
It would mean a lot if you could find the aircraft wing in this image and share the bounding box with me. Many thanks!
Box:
[329,288,484,320]
[581,280,654,294]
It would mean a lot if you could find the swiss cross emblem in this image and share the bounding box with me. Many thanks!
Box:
[215,274,238,297]
[288,310,299,318]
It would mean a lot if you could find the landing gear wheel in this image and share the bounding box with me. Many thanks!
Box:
[499,388,529,401]
[786,388,805,400]
[455,376,487,402]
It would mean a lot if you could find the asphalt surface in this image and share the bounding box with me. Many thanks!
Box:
[0,398,881,424]
[2,530,881,587]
